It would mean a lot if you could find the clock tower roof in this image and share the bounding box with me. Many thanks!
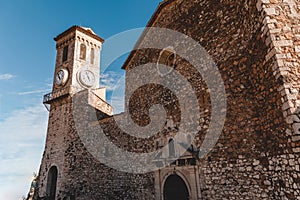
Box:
[54,25,104,43]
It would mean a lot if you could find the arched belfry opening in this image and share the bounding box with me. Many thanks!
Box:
[163,174,189,200]
[46,166,58,200]
[79,43,87,60]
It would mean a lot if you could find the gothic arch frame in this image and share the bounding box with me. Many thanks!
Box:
[155,166,202,200]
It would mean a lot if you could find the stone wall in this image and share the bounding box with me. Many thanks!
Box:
[35,94,156,200]
[34,0,300,199]
[123,0,300,199]
[258,0,300,153]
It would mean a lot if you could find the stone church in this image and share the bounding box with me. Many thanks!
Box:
[29,0,300,199]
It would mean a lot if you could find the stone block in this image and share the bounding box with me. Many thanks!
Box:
[292,135,300,142]
[293,147,300,153]
[292,123,300,135]
[265,7,277,15]
[274,40,293,47]
[282,100,294,110]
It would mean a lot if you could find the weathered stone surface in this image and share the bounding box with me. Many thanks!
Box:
[33,0,300,199]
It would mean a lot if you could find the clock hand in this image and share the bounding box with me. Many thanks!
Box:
[86,72,90,81]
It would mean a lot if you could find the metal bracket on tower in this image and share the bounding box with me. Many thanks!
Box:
[43,103,50,112]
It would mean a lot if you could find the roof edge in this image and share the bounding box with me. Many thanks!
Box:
[121,0,175,70]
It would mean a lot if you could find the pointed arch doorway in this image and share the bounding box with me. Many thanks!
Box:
[163,174,189,200]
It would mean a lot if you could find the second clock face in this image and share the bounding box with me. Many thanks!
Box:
[78,70,95,88]
[55,68,69,86]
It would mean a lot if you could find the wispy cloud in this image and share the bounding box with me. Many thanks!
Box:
[100,71,124,91]
[0,104,48,199]
[0,73,15,80]
[17,81,52,96]
[18,89,51,96]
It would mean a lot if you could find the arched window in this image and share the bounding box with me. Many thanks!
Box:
[79,44,86,60]
[62,45,68,62]
[104,146,109,157]
[187,135,192,144]
[169,139,175,157]
[90,48,95,64]
[46,166,58,200]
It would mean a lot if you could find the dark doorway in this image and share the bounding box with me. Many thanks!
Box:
[163,174,189,200]
[46,166,58,200]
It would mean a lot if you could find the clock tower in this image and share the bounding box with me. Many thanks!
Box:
[43,26,109,103]
[36,26,112,200]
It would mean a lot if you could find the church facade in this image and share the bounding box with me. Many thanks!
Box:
[32,0,300,199]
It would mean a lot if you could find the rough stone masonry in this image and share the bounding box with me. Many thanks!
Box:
[31,0,300,199]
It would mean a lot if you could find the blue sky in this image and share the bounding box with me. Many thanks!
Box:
[0,1,161,199]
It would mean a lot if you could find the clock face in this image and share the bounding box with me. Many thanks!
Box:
[78,70,95,88]
[55,68,69,86]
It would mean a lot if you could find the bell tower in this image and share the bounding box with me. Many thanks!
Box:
[43,26,107,104]
[54,26,103,91]
[35,26,112,200]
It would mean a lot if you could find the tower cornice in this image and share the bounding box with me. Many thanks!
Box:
[54,25,105,43]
